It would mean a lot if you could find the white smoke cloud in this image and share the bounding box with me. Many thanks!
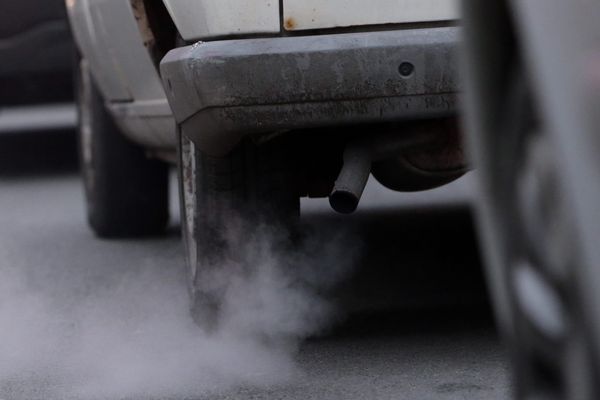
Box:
[0,220,359,400]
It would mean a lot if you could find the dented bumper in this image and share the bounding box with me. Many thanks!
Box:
[160,27,460,156]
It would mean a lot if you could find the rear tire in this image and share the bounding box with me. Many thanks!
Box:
[178,132,299,330]
[77,59,169,238]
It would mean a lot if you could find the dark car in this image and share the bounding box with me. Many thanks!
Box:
[0,0,74,133]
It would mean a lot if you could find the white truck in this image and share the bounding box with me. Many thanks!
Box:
[66,1,600,398]
[66,0,463,327]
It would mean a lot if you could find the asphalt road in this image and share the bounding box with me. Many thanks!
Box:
[0,131,511,400]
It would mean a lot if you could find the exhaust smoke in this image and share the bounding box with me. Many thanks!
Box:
[0,220,359,399]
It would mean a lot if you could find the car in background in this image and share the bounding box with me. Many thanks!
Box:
[66,0,465,328]
[0,0,75,134]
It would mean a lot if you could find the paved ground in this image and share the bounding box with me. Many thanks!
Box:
[0,131,511,400]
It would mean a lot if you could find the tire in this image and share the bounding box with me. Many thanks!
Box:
[178,131,299,330]
[77,59,169,238]
[463,1,600,398]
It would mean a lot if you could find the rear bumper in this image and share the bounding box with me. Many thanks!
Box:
[160,27,460,156]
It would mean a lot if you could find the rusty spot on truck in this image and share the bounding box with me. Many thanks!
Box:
[130,0,155,49]
[284,17,296,30]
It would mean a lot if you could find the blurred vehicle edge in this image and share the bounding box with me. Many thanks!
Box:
[462,0,600,398]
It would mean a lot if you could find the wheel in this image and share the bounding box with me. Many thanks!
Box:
[178,132,300,330]
[463,1,600,398]
[77,59,169,238]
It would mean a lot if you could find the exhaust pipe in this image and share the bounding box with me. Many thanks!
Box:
[329,142,371,214]
[328,122,444,214]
